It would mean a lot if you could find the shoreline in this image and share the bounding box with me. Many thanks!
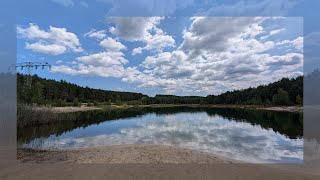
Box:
[15,144,320,179]
[18,144,238,164]
[48,104,303,113]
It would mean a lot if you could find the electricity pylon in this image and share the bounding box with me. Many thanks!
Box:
[10,62,51,90]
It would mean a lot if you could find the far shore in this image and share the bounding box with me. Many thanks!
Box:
[48,104,303,113]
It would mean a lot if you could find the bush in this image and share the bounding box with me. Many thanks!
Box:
[272,88,290,106]
[93,101,99,106]
[126,100,143,105]
[54,99,67,107]
[296,95,303,105]
[73,98,80,107]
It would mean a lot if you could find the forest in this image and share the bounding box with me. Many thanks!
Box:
[17,73,304,106]
[17,74,146,106]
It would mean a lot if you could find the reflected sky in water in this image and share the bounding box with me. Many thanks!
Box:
[23,112,303,163]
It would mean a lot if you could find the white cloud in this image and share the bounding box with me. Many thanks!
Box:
[52,17,303,96]
[132,27,175,55]
[276,36,303,51]
[76,51,128,66]
[84,29,107,39]
[179,17,266,57]
[17,23,83,55]
[25,42,67,55]
[99,37,126,51]
[108,17,163,41]
[51,63,126,78]
[266,53,303,66]
[292,36,303,51]
[108,17,175,55]
[51,0,74,7]
[260,28,285,40]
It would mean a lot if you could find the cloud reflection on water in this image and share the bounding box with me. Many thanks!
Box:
[24,112,303,163]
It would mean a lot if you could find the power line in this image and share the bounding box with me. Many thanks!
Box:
[10,62,51,90]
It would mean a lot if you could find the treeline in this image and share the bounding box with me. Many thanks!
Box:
[142,95,205,104]
[17,73,303,106]
[206,76,303,106]
[17,74,146,106]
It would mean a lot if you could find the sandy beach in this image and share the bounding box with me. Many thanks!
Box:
[17,144,237,164]
[1,144,317,179]
[51,106,103,113]
[48,104,303,113]
[258,106,303,112]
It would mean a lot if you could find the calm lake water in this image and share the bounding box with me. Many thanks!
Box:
[18,107,303,163]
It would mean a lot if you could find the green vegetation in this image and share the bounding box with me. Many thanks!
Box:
[272,88,290,105]
[17,73,303,106]
[17,73,146,105]
[206,76,303,106]
[17,104,62,128]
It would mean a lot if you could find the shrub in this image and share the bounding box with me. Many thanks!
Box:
[296,95,303,105]
[272,88,290,105]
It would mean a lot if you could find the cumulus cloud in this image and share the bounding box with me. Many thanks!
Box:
[266,53,303,66]
[17,23,83,55]
[51,63,126,78]
[25,43,66,55]
[276,36,303,51]
[108,17,162,41]
[108,17,175,55]
[52,17,303,96]
[179,17,266,57]
[76,51,128,66]
[99,37,126,51]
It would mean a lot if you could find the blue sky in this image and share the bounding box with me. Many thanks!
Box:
[16,0,306,96]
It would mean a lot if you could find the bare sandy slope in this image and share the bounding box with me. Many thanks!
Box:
[51,106,103,113]
[49,105,303,113]
[1,144,319,179]
[258,106,302,112]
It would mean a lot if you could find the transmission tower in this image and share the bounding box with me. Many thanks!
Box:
[11,62,51,90]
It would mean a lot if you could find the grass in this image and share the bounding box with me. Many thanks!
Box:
[17,104,62,128]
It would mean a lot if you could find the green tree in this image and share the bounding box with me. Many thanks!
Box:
[272,88,290,105]
[296,95,303,105]
[73,98,80,107]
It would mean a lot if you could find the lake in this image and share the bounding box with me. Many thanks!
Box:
[18,107,303,163]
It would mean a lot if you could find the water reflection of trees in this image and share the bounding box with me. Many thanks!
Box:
[18,107,303,145]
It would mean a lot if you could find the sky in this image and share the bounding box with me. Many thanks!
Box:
[16,0,304,96]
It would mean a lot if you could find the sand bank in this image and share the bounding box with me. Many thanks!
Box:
[5,144,318,180]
